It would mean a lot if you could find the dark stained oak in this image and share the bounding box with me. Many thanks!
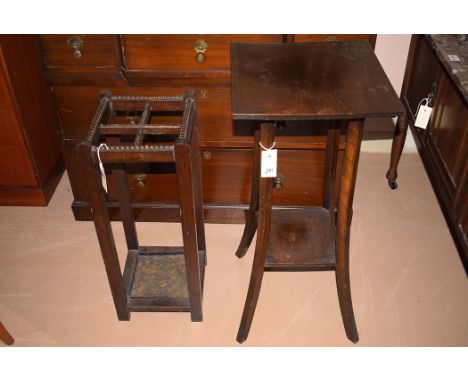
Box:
[335,119,364,343]
[31,34,400,222]
[237,122,275,343]
[81,139,130,321]
[294,34,376,48]
[112,164,139,250]
[231,41,404,121]
[265,207,335,271]
[80,92,207,321]
[235,130,260,258]
[386,114,409,189]
[323,121,342,211]
[231,41,405,343]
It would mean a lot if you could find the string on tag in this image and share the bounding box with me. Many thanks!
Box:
[414,97,433,129]
[259,141,276,151]
[259,140,277,178]
[97,143,108,193]
[415,97,431,117]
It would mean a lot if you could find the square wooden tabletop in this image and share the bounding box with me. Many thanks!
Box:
[231,40,405,121]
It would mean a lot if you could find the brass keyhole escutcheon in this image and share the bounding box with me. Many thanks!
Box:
[193,39,208,64]
[200,88,208,102]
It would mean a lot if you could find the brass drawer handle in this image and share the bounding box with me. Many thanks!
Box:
[128,114,137,124]
[273,176,283,190]
[134,173,147,188]
[326,36,337,42]
[193,39,209,64]
[68,36,84,59]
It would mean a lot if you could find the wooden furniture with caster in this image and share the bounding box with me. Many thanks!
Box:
[231,41,407,343]
[400,34,467,272]
[0,35,64,206]
[32,34,400,223]
[80,91,206,322]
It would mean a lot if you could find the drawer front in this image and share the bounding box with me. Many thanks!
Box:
[64,142,341,207]
[294,34,375,45]
[39,35,120,73]
[121,34,283,71]
[53,85,341,149]
[199,148,336,206]
[53,85,233,143]
[112,148,342,206]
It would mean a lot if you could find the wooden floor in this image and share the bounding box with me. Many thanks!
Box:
[0,152,467,346]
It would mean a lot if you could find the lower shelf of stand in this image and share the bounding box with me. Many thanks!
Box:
[123,246,205,312]
[265,207,336,272]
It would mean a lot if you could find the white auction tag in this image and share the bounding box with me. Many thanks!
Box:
[414,105,433,129]
[261,149,277,178]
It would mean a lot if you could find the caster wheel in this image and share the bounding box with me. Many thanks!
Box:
[388,180,398,190]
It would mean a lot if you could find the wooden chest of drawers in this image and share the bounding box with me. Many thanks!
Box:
[401,35,467,271]
[38,34,376,222]
[0,36,64,206]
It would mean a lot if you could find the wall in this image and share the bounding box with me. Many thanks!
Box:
[362,34,415,153]
[375,34,412,98]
